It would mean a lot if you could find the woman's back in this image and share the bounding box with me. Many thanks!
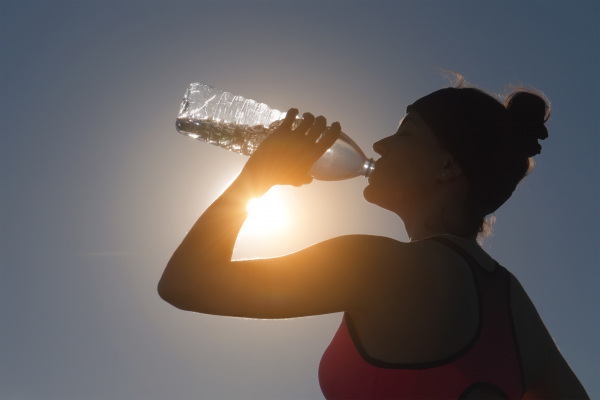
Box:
[327,235,587,399]
[320,235,524,399]
[347,237,480,365]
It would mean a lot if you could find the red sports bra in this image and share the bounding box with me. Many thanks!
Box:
[318,237,524,399]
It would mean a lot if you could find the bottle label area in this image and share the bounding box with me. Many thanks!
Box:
[176,118,275,155]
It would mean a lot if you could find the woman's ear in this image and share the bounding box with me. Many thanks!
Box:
[439,153,463,181]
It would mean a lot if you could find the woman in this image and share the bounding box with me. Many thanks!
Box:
[158,83,589,399]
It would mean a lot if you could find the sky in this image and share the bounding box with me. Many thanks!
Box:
[0,1,598,399]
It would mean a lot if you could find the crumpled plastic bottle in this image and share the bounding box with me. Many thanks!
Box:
[176,82,374,181]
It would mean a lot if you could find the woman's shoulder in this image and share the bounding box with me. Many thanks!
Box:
[323,233,472,257]
[420,234,498,271]
[313,234,409,263]
[323,234,476,290]
[319,234,457,270]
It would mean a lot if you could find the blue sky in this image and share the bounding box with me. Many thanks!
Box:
[1,1,598,399]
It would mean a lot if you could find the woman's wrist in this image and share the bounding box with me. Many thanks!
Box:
[234,167,273,199]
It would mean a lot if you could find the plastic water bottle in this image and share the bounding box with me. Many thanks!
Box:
[176,82,375,181]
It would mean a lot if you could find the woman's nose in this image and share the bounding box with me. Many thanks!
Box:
[373,137,390,156]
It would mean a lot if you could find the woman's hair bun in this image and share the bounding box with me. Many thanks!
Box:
[505,91,551,157]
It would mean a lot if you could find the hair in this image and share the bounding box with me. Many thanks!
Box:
[408,74,551,241]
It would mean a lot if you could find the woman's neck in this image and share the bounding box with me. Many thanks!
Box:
[403,212,448,242]
[400,185,476,242]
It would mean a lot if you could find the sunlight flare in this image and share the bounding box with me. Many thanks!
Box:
[240,187,289,236]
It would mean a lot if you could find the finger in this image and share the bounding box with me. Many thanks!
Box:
[302,175,314,185]
[279,108,299,131]
[293,112,315,135]
[292,174,314,187]
[306,115,327,141]
[316,121,341,154]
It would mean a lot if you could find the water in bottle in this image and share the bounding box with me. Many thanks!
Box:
[176,82,374,181]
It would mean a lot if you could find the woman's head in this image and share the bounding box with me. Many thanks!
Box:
[365,112,460,214]
[366,82,551,240]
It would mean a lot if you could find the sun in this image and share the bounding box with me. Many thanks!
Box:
[239,187,289,236]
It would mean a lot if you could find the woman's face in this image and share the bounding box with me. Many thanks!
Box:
[363,112,451,214]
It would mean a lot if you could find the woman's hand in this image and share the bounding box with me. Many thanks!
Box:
[240,108,341,193]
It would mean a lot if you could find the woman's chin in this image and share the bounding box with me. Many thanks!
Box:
[363,184,387,207]
[363,183,405,215]
[363,184,377,204]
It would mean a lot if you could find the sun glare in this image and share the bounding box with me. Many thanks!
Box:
[239,188,289,236]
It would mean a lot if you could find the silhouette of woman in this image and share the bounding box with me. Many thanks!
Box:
[158,80,589,399]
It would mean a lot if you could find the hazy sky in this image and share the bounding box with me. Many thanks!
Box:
[1,1,598,399]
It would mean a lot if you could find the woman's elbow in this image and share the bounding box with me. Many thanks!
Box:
[158,271,213,313]
[158,256,191,308]
[157,274,188,310]
[157,276,176,305]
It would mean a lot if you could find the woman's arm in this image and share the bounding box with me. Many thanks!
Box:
[510,275,589,399]
[522,345,589,399]
[158,109,387,318]
[165,109,337,266]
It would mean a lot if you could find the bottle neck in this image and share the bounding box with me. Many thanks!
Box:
[362,158,375,178]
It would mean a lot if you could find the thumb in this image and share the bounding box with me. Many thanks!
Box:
[316,122,341,155]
